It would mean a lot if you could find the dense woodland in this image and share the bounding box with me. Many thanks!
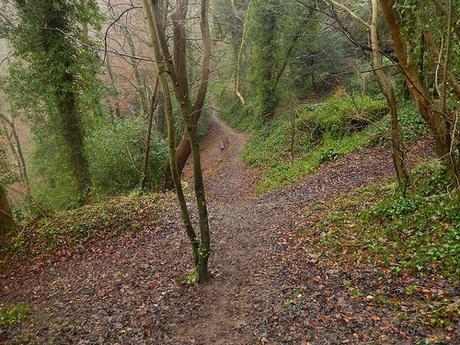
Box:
[0,0,459,343]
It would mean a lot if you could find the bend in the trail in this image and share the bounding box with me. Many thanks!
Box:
[174,102,435,344]
[0,101,443,345]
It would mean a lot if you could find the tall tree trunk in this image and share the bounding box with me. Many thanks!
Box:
[140,78,159,192]
[370,0,410,192]
[141,0,200,267]
[380,0,459,186]
[142,0,212,283]
[59,73,91,205]
[188,0,212,283]
[125,28,149,116]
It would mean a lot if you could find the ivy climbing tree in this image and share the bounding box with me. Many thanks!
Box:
[3,0,103,206]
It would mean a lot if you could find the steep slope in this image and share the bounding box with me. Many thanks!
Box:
[0,104,455,345]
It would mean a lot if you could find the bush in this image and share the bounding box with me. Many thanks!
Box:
[295,95,387,136]
[86,117,168,199]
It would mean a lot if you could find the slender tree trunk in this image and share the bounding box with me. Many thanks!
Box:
[0,184,15,233]
[370,0,410,192]
[106,55,122,117]
[186,119,211,282]
[59,73,91,205]
[423,31,460,99]
[140,78,159,191]
[161,73,199,266]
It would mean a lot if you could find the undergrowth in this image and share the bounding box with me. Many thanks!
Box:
[301,161,459,327]
[0,193,174,270]
[306,161,459,278]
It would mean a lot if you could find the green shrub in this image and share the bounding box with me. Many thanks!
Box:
[85,117,168,199]
[213,84,260,131]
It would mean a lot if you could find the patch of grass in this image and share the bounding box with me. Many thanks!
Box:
[178,270,198,286]
[254,131,372,193]
[0,303,32,330]
[0,193,174,270]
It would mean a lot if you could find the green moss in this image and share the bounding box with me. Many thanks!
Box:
[0,303,32,330]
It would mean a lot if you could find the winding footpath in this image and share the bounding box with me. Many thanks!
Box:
[0,104,452,344]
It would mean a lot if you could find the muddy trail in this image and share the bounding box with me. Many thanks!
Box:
[0,105,454,344]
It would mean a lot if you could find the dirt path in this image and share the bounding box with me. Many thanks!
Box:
[168,103,439,344]
[0,104,451,344]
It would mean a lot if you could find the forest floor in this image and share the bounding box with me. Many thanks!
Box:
[0,105,457,344]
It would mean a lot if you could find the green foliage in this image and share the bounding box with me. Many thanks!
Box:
[394,0,460,81]
[2,0,104,209]
[213,84,260,131]
[241,95,388,192]
[26,117,168,210]
[311,161,460,278]
[0,303,31,330]
[28,136,81,210]
[247,0,279,120]
[0,145,16,187]
[396,101,429,142]
[85,118,168,199]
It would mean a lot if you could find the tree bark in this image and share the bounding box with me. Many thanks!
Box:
[380,0,459,186]
[106,55,122,117]
[0,184,15,233]
[142,0,212,283]
[156,93,166,136]
[125,27,149,116]
[370,0,410,192]
[140,77,159,192]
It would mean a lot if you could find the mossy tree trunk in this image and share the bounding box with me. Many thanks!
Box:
[380,0,460,188]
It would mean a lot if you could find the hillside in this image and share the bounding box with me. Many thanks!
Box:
[1,105,457,344]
